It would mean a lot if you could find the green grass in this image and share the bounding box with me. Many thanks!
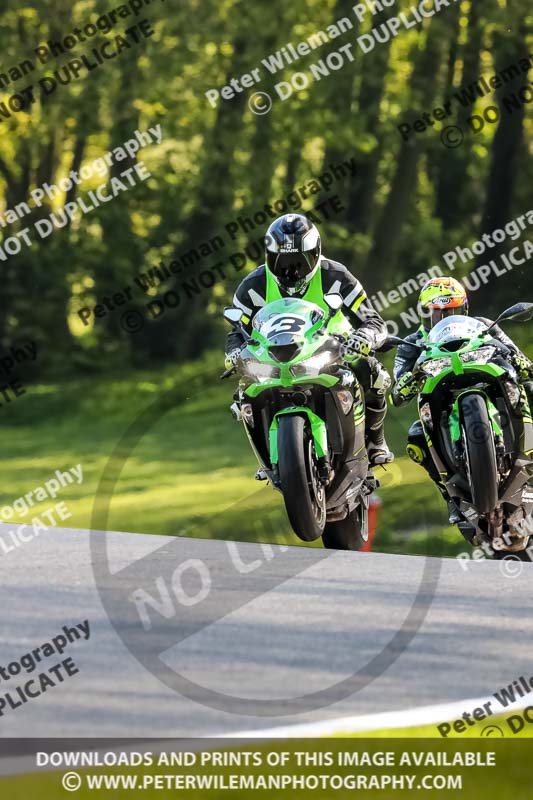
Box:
[345,711,533,738]
[0,352,466,555]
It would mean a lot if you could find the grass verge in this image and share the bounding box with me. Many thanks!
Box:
[0,353,466,555]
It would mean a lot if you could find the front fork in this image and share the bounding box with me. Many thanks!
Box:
[268,407,331,482]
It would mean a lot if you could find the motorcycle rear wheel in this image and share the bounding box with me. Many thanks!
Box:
[322,502,369,551]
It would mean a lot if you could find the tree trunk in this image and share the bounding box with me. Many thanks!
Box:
[345,11,393,236]
[366,17,450,290]
[434,2,482,229]
[474,20,530,307]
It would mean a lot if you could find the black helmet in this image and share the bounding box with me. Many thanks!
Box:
[265,214,321,295]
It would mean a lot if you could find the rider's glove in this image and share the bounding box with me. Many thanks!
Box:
[512,353,533,380]
[224,348,241,371]
[372,363,392,394]
[343,330,373,362]
[394,370,422,402]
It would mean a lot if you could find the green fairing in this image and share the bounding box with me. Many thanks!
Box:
[417,325,510,443]
[236,296,355,462]
[245,373,338,398]
[451,352,465,375]
[269,407,328,465]
[240,295,351,396]
[449,398,461,443]
[487,398,503,436]
[421,362,505,394]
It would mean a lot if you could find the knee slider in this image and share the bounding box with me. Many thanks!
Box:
[407,420,426,464]
[406,443,425,464]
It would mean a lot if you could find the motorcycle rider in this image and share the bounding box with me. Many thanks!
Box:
[225,213,394,466]
[392,276,533,524]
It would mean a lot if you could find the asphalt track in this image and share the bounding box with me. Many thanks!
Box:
[0,523,532,737]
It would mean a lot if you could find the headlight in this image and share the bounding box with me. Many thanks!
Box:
[420,356,452,377]
[243,361,280,382]
[459,345,496,364]
[290,350,337,376]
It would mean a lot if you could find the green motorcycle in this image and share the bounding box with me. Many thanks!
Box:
[388,303,533,555]
[223,294,376,549]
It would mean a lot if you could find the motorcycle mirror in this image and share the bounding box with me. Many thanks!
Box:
[223,307,243,325]
[378,336,404,352]
[491,302,533,329]
[378,336,424,353]
[324,293,343,313]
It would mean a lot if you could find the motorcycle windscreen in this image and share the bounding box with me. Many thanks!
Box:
[252,298,325,346]
[427,315,486,346]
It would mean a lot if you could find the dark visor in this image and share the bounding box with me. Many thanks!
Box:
[429,306,465,328]
[266,251,314,287]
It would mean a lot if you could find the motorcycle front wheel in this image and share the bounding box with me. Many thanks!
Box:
[460,393,498,513]
[277,414,326,542]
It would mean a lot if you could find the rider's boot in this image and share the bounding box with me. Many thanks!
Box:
[435,481,463,525]
[365,394,394,466]
[431,473,463,525]
[407,421,466,525]
[447,498,462,525]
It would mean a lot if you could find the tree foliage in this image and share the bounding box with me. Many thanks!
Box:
[0,0,531,374]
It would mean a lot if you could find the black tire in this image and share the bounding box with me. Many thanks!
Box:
[460,393,498,514]
[277,414,326,542]
[322,503,369,551]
